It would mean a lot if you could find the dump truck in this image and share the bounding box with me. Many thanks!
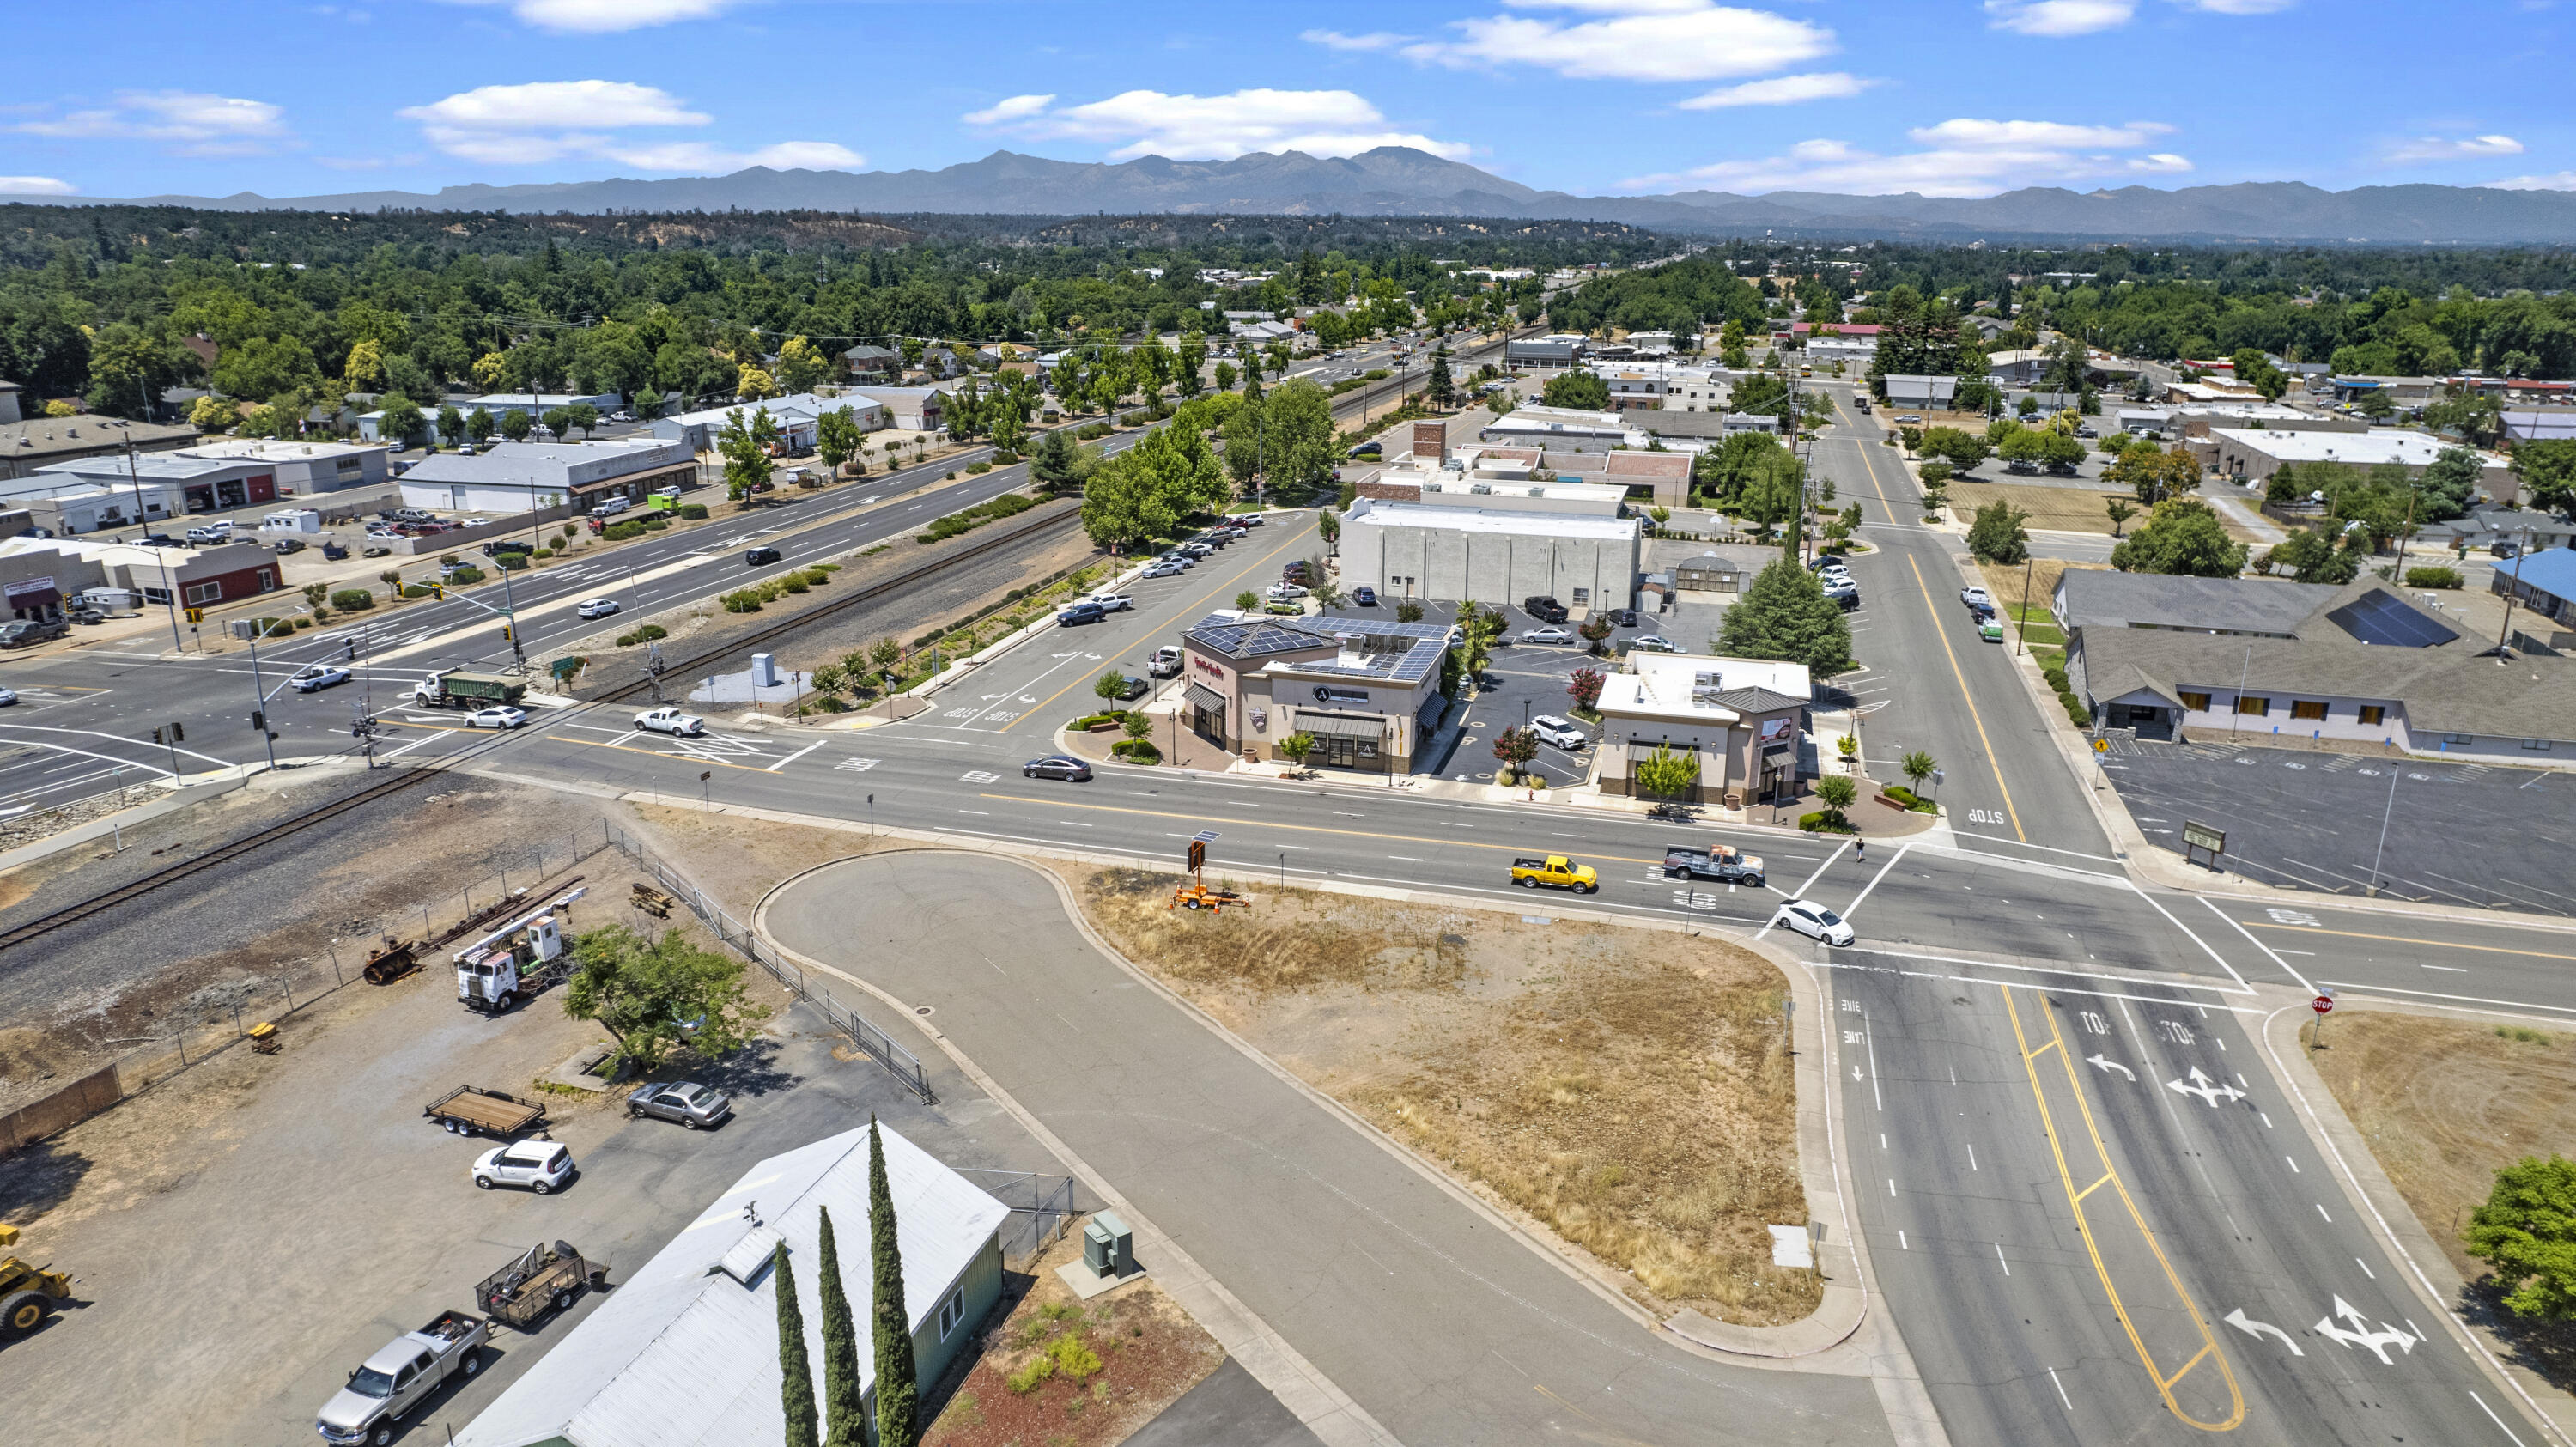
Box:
[1510,855,1599,894]
[477,1240,595,1331]
[0,1223,73,1342]
[411,667,526,710]
[1663,844,1766,887]
[424,1085,548,1139]
[452,887,585,1012]
[314,1309,487,1444]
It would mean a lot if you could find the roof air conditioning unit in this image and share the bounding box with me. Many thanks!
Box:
[1469,483,1491,494]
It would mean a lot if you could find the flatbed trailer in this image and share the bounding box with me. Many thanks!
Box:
[424,1085,547,1138]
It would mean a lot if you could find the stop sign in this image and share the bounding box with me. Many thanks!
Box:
[2312,995,2335,1015]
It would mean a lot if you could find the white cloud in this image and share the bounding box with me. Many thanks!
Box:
[2181,0,2296,12]
[963,88,1468,162]
[0,176,77,196]
[2385,134,2524,163]
[1402,1,1834,82]
[1625,115,2191,196]
[398,80,859,173]
[433,0,742,33]
[961,94,1055,126]
[1677,72,1872,109]
[1985,0,2136,34]
[14,91,288,154]
[1301,29,1414,51]
[2490,172,2576,192]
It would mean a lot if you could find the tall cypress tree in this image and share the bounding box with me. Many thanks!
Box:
[869,1116,921,1447]
[814,1206,868,1447]
[774,1242,820,1447]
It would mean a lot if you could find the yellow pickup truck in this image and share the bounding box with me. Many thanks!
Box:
[1510,854,1600,894]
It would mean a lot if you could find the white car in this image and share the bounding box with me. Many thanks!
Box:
[1627,635,1680,654]
[576,598,622,620]
[1528,714,1587,750]
[1087,593,1133,612]
[0,687,17,707]
[1960,586,1991,610]
[635,707,706,737]
[464,705,527,729]
[1265,583,1310,600]
[471,1140,575,1195]
[1141,562,1187,579]
[292,664,350,692]
[1770,899,1856,946]
[1519,626,1577,645]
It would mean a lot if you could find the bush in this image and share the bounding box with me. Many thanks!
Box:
[965,460,992,474]
[640,514,669,529]
[992,449,1020,464]
[1005,1353,1054,1395]
[636,623,667,641]
[782,576,810,593]
[677,503,709,520]
[799,567,831,586]
[328,588,375,611]
[496,551,529,569]
[1077,422,1113,441]
[447,566,485,584]
[292,616,313,628]
[400,583,434,599]
[1111,739,1162,763]
[603,520,647,542]
[614,633,639,647]
[1797,811,1856,833]
[2405,565,2464,589]
[721,589,762,612]
[2057,689,2091,727]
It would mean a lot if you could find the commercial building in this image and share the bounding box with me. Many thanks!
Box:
[0,536,282,613]
[15,483,185,535]
[2418,507,2576,554]
[0,414,199,481]
[22,449,287,517]
[179,436,392,493]
[1880,374,1959,410]
[454,1122,1009,1447]
[2065,573,2576,755]
[1176,611,1455,774]
[355,392,622,446]
[2491,546,2576,635]
[1505,335,1587,368]
[1478,405,1629,448]
[2202,428,2510,491]
[653,393,890,454]
[1591,653,1811,806]
[1806,333,1876,368]
[2502,409,2576,446]
[2052,568,2339,641]
[2329,376,2445,407]
[1984,349,2051,386]
[398,438,696,515]
[1339,496,1642,613]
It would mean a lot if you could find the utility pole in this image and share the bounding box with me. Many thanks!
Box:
[2495,528,2536,654]
[244,629,279,772]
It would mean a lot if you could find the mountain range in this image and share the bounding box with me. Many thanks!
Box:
[27,147,2576,245]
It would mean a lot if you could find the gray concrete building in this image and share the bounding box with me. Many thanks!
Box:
[1339,496,1642,613]
[398,438,696,515]
[0,414,199,481]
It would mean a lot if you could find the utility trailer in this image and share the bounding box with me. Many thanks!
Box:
[424,1085,548,1139]
[477,1240,597,1331]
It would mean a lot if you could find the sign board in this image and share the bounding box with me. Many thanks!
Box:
[3,575,58,599]
[1757,716,1796,744]
[2093,738,2110,753]
[2181,820,2226,870]
[1313,684,1370,704]
[2312,995,2335,1015]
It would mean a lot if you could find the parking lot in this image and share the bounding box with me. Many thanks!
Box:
[2102,735,2576,913]
[3,874,1063,1446]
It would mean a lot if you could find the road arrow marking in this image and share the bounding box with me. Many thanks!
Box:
[2223,1308,2303,1356]
[2164,1066,2247,1107]
[2087,1054,2136,1081]
[2314,1296,2418,1364]
[1851,1064,1863,1082]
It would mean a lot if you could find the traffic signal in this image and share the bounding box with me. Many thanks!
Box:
[250,710,265,733]
[170,721,185,742]
[428,583,445,601]
[184,607,204,623]
[151,727,164,745]
[501,624,513,641]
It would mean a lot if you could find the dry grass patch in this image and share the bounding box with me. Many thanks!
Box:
[922,1226,1222,1447]
[1076,867,1818,1325]
[1942,477,2129,536]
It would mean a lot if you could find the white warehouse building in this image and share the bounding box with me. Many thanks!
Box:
[1338,496,1641,613]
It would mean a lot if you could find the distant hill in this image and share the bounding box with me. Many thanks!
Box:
[23,149,2576,245]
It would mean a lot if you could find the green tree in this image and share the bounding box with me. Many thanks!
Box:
[1492,724,1540,784]
[377,395,427,449]
[1176,333,1207,398]
[1900,750,1935,793]
[565,402,600,438]
[2417,446,2482,522]
[1427,343,1455,408]
[1316,508,1340,552]
[1735,452,1804,536]
[2105,498,2136,537]
[1235,590,1261,611]
[1967,501,2031,564]
[1094,669,1130,702]
[212,334,323,402]
[437,404,465,448]
[1917,426,1990,475]
[1814,773,1859,825]
[817,406,862,477]
[2512,440,2576,515]
[1633,745,1700,801]
[1029,428,1091,492]
[775,1242,821,1447]
[542,406,574,441]
[777,336,831,394]
[1540,370,1610,411]
[1279,731,1316,769]
[2105,442,2202,505]
[562,924,771,1073]
[867,1118,921,1447]
[465,407,495,445]
[85,323,192,419]
[500,407,534,442]
[720,405,781,501]
[1577,614,1613,654]
[815,1206,866,1447]
[2465,1154,2576,1321]
[2110,498,2251,577]
[1719,557,1854,674]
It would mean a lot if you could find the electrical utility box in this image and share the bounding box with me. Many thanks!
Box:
[1083,1210,1134,1279]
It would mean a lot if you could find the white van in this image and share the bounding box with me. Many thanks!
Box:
[589,496,634,519]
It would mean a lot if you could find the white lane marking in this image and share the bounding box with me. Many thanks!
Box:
[2286,1156,2300,1172]
[2356,1256,2374,1279]
[2470,1391,2530,1446]
[2202,896,2318,994]
[2130,880,2256,994]
[2423,964,2469,973]
[765,739,823,773]
[1791,839,1850,899]
[1965,1142,1978,1171]
[1994,1242,2009,1275]
[2222,1308,2304,1356]
[2317,1202,2333,1221]
[2087,1054,2136,1081]
[2048,1369,2072,1410]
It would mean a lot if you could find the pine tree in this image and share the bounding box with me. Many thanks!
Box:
[775,1242,821,1447]
[1428,344,1453,408]
[869,1117,922,1447]
[815,1206,867,1447]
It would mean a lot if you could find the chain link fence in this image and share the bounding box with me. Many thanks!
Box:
[604,823,934,1103]
[959,1169,1085,1268]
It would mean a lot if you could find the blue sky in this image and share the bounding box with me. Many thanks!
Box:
[5,0,2572,202]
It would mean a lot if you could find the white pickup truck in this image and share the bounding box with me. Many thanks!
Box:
[634,707,706,737]
[315,1310,487,1444]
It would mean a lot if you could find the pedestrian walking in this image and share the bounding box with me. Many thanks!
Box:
[1854,838,1866,864]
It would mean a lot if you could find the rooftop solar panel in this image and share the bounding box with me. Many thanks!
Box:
[2327,590,2458,648]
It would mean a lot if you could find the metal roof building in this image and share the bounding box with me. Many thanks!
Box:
[455,1122,1010,1447]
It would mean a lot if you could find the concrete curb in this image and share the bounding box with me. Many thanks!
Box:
[747,848,1402,1447]
[2251,994,2576,1446]
[0,773,250,875]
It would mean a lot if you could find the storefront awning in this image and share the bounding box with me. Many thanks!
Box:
[1296,712,1386,740]
[1183,683,1227,714]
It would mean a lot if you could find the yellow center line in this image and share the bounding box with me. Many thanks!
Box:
[1905,552,2026,842]
[2026,1037,2062,1061]
[979,791,1668,866]
[2002,986,2243,1432]
[2245,920,2576,964]
[1004,521,1316,733]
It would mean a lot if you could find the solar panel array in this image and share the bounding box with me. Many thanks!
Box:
[2327,590,2458,648]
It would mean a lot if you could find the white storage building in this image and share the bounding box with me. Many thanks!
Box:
[1338,496,1642,613]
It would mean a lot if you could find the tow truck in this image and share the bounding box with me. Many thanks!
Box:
[1510,854,1599,893]
[1663,844,1765,886]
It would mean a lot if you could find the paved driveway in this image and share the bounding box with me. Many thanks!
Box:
[762,850,1895,1447]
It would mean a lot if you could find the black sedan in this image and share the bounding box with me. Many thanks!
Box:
[626,1080,732,1129]
[1024,756,1094,781]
